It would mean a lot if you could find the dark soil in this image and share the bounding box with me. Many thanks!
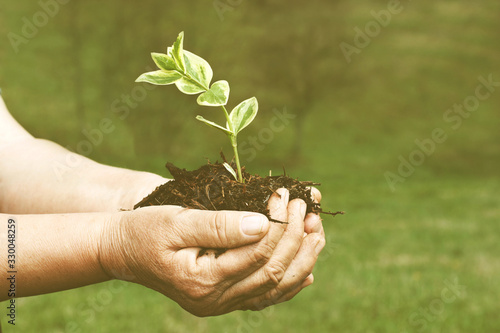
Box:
[134,161,343,222]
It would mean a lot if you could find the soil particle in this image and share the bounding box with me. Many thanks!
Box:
[134,162,343,222]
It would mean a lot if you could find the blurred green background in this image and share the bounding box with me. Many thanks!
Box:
[1,0,499,332]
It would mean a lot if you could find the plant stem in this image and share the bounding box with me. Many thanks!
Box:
[231,137,244,183]
[221,105,244,183]
[180,68,243,183]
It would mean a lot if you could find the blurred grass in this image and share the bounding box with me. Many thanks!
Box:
[1,0,499,332]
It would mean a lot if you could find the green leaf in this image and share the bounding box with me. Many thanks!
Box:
[184,50,213,89]
[223,162,238,181]
[158,31,213,97]
[229,97,258,135]
[174,77,206,95]
[135,70,182,85]
[197,80,230,106]
[195,115,232,135]
[174,50,213,95]
[171,32,186,73]
[174,52,213,95]
[151,53,177,71]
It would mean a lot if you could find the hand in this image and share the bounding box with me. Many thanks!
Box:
[100,205,274,316]
[230,188,326,310]
[99,188,325,316]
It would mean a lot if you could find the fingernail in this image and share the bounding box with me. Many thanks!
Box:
[241,215,267,235]
[276,188,289,205]
[315,237,325,255]
[300,201,307,216]
[305,274,314,287]
[309,188,315,202]
[309,187,321,203]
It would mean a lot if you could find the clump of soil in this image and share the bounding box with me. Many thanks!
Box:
[134,162,343,222]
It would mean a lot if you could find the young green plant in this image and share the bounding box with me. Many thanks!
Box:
[135,32,258,183]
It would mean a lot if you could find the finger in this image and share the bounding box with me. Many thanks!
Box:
[253,187,289,267]
[246,188,289,269]
[308,187,322,204]
[266,188,289,242]
[237,232,324,309]
[237,276,308,311]
[192,189,290,284]
[169,190,290,293]
[194,241,267,285]
[273,274,313,305]
[304,213,324,236]
[274,274,314,305]
[221,199,306,304]
[279,233,324,289]
[170,244,264,296]
[162,206,270,249]
[262,198,306,279]
[213,189,290,303]
[302,273,314,288]
[236,274,314,311]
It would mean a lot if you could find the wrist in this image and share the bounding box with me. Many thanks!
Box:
[98,211,136,282]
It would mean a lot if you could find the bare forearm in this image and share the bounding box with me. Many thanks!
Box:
[0,212,112,300]
[0,138,167,214]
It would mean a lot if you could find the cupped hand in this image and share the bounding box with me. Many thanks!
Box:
[99,187,325,316]
[225,187,326,310]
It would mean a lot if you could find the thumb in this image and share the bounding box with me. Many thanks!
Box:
[177,209,270,249]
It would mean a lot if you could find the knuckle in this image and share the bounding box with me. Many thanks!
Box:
[240,297,273,312]
[267,288,284,305]
[210,212,229,247]
[186,287,209,302]
[184,281,215,302]
[252,241,274,264]
[180,273,219,303]
[262,261,287,288]
[251,290,281,310]
[247,302,271,312]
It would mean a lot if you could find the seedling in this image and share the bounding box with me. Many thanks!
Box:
[136,32,257,183]
[134,32,343,219]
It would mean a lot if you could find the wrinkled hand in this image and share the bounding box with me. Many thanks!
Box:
[99,188,325,316]
[235,187,325,309]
